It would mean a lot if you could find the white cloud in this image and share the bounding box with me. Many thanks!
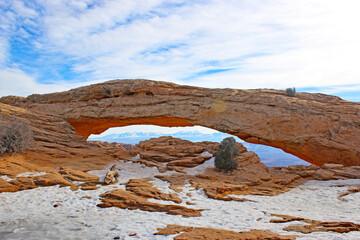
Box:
[1,0,360,98]
[0,68,104,97]
[0,36,9,64]
[0,68,42,97]
[10,0,38,19]
[41,0,360,89]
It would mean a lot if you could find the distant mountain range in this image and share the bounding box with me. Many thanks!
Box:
[89,131,236,144]
[89,131,309,167]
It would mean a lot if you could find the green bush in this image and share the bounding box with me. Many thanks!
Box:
[0,117,34,155]
[285,87,296,97]
[215,137,239,170]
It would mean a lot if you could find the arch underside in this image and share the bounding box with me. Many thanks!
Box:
[69,117,194,139]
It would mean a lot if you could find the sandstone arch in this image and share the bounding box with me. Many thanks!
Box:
[1,79,359,166]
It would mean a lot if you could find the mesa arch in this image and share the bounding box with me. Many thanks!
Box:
[0,79,359,167]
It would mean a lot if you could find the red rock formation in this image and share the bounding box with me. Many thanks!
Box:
[131,136,219,172]
[96,178,199,217]
[156,156,360,198]
[154,224,297,240]
[1,79,359,166]
[97,184,202,217]
[0,102,117,171]
[126,178,182,203]
[270,214,360,234]
[0,102,120,193]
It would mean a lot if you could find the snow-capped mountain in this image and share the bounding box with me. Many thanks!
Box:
[89,131,236,144]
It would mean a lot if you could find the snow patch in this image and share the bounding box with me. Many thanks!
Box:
[185,156,215,175]
[16,172,48,177]
[0,175,14,181]
[200,151,212,157]
[1,162,360,240]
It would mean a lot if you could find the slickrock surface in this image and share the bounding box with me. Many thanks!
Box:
[0,155,102,193]
[9,171,77,191]
[0,178,18,192]
[156,148,360,198]
[156,163,313,199]
[131,136,219,172]
[97,180,202,217]
[58,167,99,182]
[1,79,359,166]
[1,132,360,200]
[90,141,127,152]
[1,137,360,239]
[0,102,128,193]
[0,102,118,172]
[154,224,297,240]
[126,178,182,203]
[270,214,360,234]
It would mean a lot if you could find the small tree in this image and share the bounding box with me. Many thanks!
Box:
[0,117,34,155]
[215,137,239,170]
[285,87,296,97]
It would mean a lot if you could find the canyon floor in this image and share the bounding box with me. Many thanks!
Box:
[1,137,360,240]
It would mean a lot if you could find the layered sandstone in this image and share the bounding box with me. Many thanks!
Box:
[0,102,117,171]
[270,214,360,234]
[126,178,182,203]
[1,79,359,166]
[156,154,360,199]
[154,224,297,240]
[131,136,219,172]
[0,102,120,193]
[97,178,202,217]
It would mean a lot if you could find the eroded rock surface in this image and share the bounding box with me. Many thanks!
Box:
[97,179,202,217]
[0,155,103,193]
[0,102,129,193]
[156,150,360,199]
[126,178,182,203]
[1,79,359,166]
[0,102,118,172]
[154,224,297,240]
[131,136,219,172]
[270,214,360,234]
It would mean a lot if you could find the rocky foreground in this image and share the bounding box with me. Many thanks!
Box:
[1,135,360,239]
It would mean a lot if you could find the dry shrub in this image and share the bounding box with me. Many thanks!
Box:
[0,116,34,155]
[215,137,239,170]
[285,87,296,97]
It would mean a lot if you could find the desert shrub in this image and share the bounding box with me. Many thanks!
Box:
[104,87,111,95]
[215,137,239,170]
[0,117,34,155]
[285,87,296,97]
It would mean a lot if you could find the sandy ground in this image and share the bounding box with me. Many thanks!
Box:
[1,160,360,240]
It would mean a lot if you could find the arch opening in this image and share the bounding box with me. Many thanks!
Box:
[88,125,310,167]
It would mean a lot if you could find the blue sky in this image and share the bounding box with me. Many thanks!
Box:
[0,0,359,101]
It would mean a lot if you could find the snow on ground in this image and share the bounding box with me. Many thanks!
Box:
[0,172,47,181]
[0,175,13,181]
[16,172,48,178]
[185,153,214,175]
[1,161,360,240]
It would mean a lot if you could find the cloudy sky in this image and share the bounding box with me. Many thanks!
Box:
[1,0,359,102]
